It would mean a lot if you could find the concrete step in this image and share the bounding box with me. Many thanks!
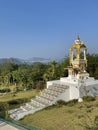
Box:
[20,105,32,111]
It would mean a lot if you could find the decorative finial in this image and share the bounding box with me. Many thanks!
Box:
[75,35,81,44]
[76,35,80,41]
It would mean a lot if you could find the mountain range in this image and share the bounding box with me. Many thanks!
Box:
[0,57,51,64]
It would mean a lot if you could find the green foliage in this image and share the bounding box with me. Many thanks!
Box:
[0,102,9,118]
[65,99,78,106]
[8,98,29,105]
[8,98,30,109]
[56,99,78,107]
[0,88,11,93]
[44,104,57,110]
[43,61,59,81]
[43,100,67,110]
[60,56,69,77]
[45,99,78,110]
[56,100,67,106]
[0,53,98,92]
[83,96,96,102]
[87,53,98,78]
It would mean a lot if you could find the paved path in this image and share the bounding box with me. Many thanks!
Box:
[0,121,18,130]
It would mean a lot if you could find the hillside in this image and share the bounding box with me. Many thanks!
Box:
[19,97,98,130]
[0,57,51,64]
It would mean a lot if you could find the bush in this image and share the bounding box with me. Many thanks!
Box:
[8,98,30,109]
[65,99,78,106]
[8,98,29,105]
[57,99,78,107]
[56,100,67,106]
[43,99,78,110]
[52,99,78,108]
[44,104,57,110]
[0,88,11,93]
[0,102,9,118]
[83,96,96,102]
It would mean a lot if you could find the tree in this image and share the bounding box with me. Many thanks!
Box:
[60,56,69,77]
[9,74,13,83]
[0,103,9,119]
[87,53,98,77]
[43,61,59,81]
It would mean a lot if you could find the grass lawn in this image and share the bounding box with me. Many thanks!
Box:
[0,89,39,102]
[19,97,98,130]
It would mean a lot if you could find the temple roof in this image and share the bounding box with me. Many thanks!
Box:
[71,35,86,49]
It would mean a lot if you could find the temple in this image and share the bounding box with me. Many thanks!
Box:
[9,36,98,120]
[47,36,98,101]
[64,36,89,80]
[69,35,88,78]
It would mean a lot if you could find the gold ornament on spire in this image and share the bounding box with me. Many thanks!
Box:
[69,36,87,74]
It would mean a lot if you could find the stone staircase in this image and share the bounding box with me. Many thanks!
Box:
[9,83,69,120]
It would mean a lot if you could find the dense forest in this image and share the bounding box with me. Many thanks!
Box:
[0,53,98,91]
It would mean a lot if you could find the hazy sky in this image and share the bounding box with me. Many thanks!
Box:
[0,0,98,59]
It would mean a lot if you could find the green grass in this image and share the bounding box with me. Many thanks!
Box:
[0,89,39,102]
[0,86,98,130]
[19,97,98,130]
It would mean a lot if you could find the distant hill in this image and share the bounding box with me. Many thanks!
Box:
[0,58,24,64]
[0,57,51,64]
[24,57,51,64]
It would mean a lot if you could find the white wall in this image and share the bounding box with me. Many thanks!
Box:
[56,88,70,102]
[47,80,60,88]
[69,85,79,100]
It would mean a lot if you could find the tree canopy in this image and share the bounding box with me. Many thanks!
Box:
[0,53,97,91]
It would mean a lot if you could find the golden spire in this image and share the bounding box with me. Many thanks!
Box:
[75,35,81,44]
[69,36,87,72]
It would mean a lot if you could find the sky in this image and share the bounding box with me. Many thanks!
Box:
[0,0,98,60]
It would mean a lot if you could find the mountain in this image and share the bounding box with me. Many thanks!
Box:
[25,57,51,64]
[0,57,51,64]
[0,58,24,64]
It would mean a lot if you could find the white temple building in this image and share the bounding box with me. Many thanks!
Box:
[47,36,98,102]
[9,36,98,120]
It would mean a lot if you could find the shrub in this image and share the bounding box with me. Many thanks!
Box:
[44,104,57,110]
[56,100,67,106]
[8,98,29,105]
[0,88,11,93]
[56,99,78,107]
[0,102,9,118]
[43,99,78,111]
[83,96,96,102]
[65,99,78,106]
[8,98,30,109]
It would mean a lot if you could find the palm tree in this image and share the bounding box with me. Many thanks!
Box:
[50,61,57,78]
[43,61,58,81]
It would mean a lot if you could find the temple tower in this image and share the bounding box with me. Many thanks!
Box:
[68,36,89,79]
